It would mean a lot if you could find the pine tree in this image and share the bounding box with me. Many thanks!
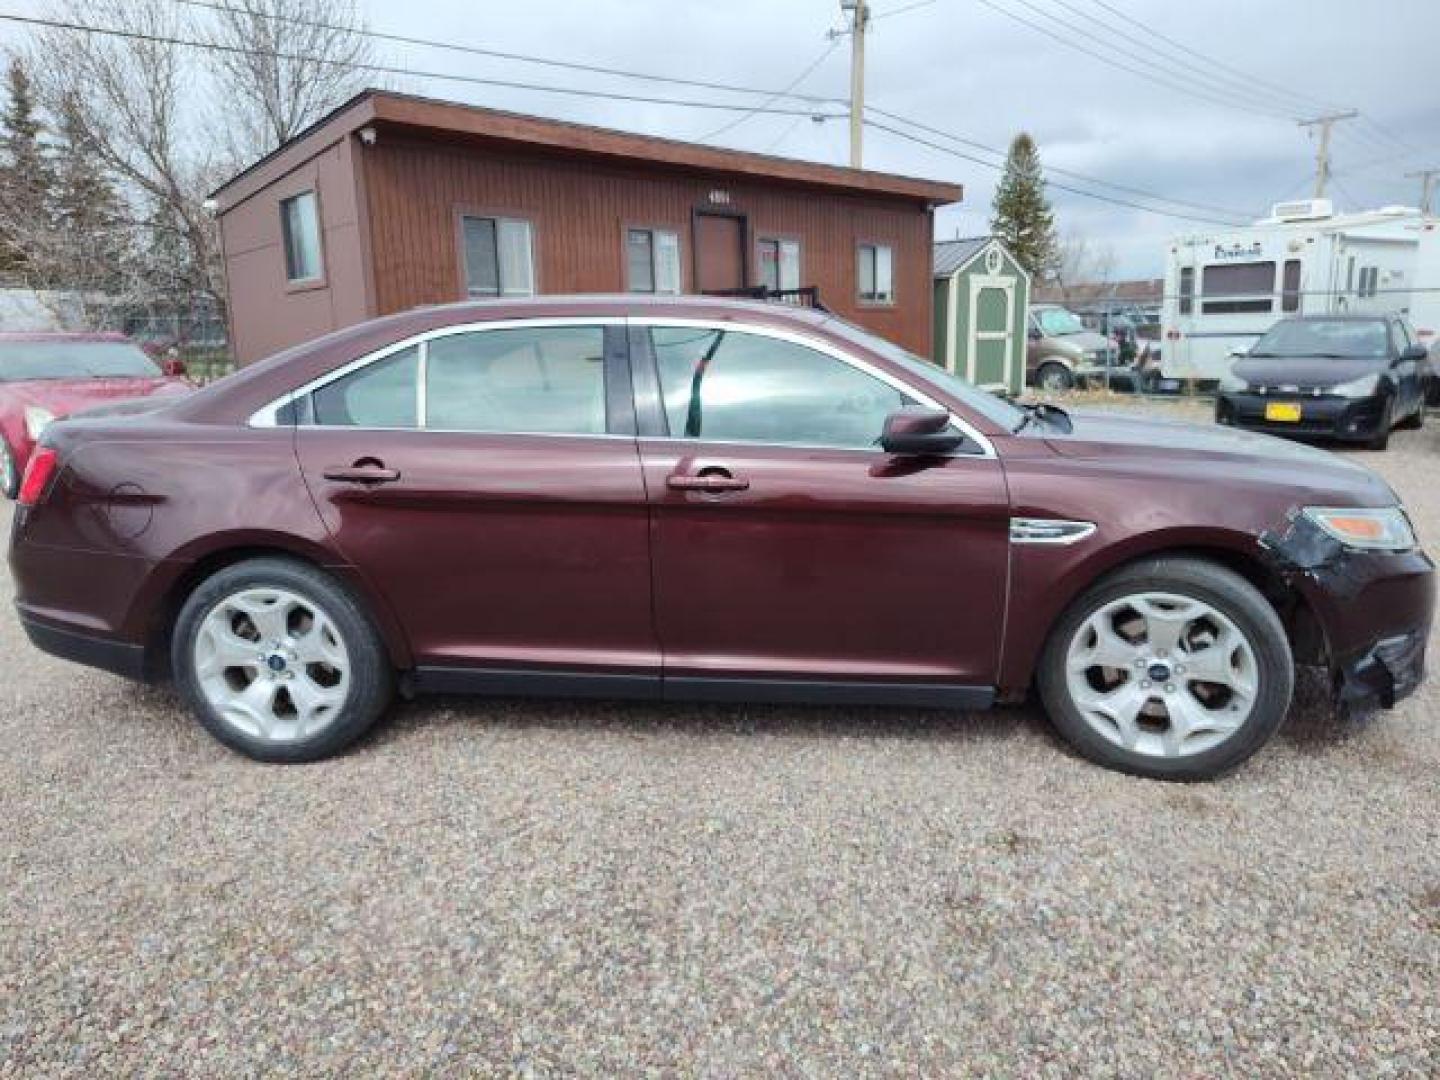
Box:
[51,95,129,293]
[990,132,1057,279]
[0,57,54,276]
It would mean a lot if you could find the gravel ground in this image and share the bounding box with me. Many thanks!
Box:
[2,399,1437,1076]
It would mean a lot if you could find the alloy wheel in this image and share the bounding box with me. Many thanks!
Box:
[192,586,351,744]
[1063,591,1259,759]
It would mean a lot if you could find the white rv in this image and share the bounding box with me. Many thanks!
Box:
[1159,200,1438,380]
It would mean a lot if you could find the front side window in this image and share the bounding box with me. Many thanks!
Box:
[1201,261,1275,315]
[650,327,911,449]
[426,326,607,434]
[758,238,801,291]
[462,215,534,297]
[857,243,894,303]
[311,346,419,428]
[626,228,681,294]
[280,191,323,282]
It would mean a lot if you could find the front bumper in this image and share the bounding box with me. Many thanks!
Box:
[1216,391,1386,441]
[1337,629,1427,711]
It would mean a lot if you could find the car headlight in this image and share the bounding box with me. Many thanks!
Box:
[1303,506,1417,552]
[1329,373,1380,399]
[24,406,55,441]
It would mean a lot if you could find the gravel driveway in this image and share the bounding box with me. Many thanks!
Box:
[2,400,1437,1076]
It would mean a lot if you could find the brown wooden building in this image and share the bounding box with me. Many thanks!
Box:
[211,90,962,365]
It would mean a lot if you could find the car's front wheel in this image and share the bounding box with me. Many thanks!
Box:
[172,557,395,761]
[1035,363,1075,392]
[1038,557,1294,780]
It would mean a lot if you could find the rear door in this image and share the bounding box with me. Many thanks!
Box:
[291,319,658,685]
[631,320,1010,696]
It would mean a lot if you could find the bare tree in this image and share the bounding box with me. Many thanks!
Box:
[205,0,375,166]
[1047,230,1117,302]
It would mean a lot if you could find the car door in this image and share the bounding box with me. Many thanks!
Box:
[1393,320,1423,415]
[291,320,659,689]
[630,320,1010,700]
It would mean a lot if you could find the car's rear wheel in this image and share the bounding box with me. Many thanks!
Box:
[0,440,17,500]
[1038,557,1293,780]
[172,557,394,761]
[1036,363,1075,392]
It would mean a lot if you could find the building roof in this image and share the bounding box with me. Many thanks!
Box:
[211,89,964,211]
[933,236,996,277]
[1033,278,1164,305]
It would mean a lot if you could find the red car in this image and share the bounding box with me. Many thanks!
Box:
[7,297,1433,779]
[0,332,191,498]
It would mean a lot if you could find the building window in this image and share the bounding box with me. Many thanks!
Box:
[1282,259,1301,313]
[280,191,323,283]
[627,228,681,294]
[1358,266,1379,299]
[462,215,535,297]
[1201,261,1275,315]
[857,243,894,303]
[758,238,801,292]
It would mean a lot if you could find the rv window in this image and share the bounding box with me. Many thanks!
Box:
[1201,262,1275,315]
[1282,259,1301,313]
[1358,266,1379,299]
[1178,267,1194,315]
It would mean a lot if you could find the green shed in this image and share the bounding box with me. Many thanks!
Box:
[932,237,1030,394]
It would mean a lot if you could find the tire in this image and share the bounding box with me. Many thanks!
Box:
[1037,557,1294,781]
[0,440,17,500]
[1398,399,1425,430]
[1036,363,1075,392]
[1366,401,1392,451]
[172,557,395,762]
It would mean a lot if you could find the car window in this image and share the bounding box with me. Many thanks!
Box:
[1036,308,1085,336]
[1251,319,1388,359]
[1391,321,1411,353]
[426,326,606,434]
[650,327,911,449]
[311,345,419,428]
[0,340,161,381]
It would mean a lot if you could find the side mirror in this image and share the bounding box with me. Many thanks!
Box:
[1400,343,1428,362]
[1027,326,1042,341]
[162,357,188,377]
[880,408,966,456]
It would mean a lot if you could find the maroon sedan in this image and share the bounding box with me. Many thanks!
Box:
[0,332,191,498]
[8,298,1433,779]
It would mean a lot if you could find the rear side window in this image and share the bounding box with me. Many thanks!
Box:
[650,327,911,449]
[425,326,607,434]
[311,346,418,428]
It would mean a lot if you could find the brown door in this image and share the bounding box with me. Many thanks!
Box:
[694,213,746,292]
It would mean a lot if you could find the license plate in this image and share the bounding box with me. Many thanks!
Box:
[1265,402,1302,422]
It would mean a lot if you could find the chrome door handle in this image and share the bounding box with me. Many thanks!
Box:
[666,473,750,493]
[323,464,401,484]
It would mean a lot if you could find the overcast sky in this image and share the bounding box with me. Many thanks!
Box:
[10,0,1439,278]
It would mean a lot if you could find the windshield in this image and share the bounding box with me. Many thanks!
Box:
[819,315,1024,430]
[1036,308,1085,336]
[1251,319,1388,359]
[0,341,162,381]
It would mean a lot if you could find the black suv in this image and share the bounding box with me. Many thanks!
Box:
[1215,314,1430,451]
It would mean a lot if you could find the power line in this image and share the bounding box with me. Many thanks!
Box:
[864,118,1246,226]
[866,105,1253,221]
[170,0,844,107]
[975,0,1300,122]
[0,10,848,120]
[698,40,840,143]
[872,0,938,20]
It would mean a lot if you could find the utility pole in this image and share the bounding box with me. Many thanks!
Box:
[841,0,869,168]
[1297,110,1357,199]
[1405,168,1439,215]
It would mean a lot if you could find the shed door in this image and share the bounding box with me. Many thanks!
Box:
[694,213,746,292]
[967,273,1015,389]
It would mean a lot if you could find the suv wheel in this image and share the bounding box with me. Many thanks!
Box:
[1038,557,1293,780]
[1036,363,1074,392]
[172,557,395,761]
